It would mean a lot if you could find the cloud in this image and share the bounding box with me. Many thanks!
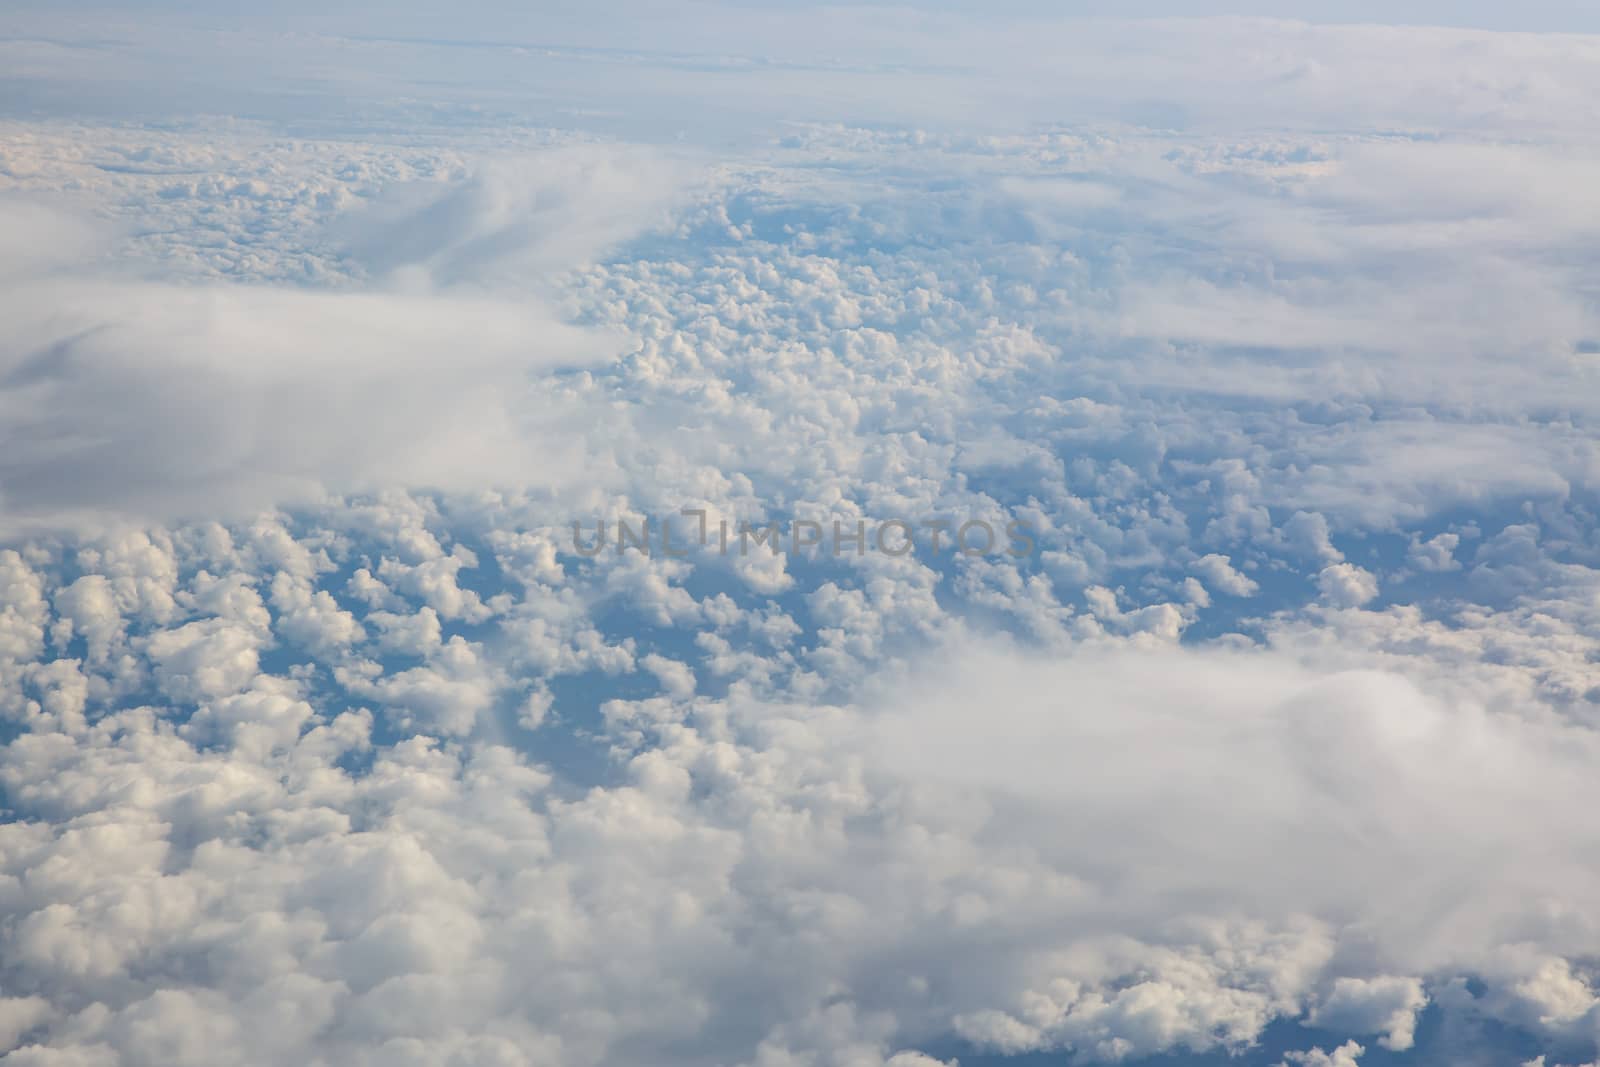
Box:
[863,637,1600,992]
[1193,553,1259,597]
[333,149,694,291]
[1280,1041,1364,1067]
[0,147,697,537]
[0,276,612,535]
[9,6,1600,138]
[1308,976,1426,1050]
[1316,563,1379,607]
[3,10,1600,1066]
[0,497,1597,1065]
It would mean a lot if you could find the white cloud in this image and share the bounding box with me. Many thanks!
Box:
[863,637,1600,994]
[1308,976,1426,1050]
[0,275,613,536]
[1281,1041,1364,1067]
[1192,553,1259,597]
[1317,564,1380,608]
[0,145,701,537]
[3,8,1600,1066]
[334,149,695,291]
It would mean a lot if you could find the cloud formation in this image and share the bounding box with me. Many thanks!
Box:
[0,148,696,535]
[2,6,1600,1067]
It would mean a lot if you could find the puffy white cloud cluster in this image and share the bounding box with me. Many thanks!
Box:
[1281,1043,1364,1067]
[2,514,1599,1066]
[0,140,697,536]
[4,6,1600,1065]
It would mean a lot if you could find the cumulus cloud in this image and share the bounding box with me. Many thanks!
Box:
[864,638,1600,993]
[3,6,1600,1066]
[1308,977,1426,1050]
[1192,553,1259,597]
[0,148,697,536]
[1280,1042,1364,1067]
[1317,564,1379,608]
[0,276,609,535]
[334,148,694,291]
[8,590,1598,1064]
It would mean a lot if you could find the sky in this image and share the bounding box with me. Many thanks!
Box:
[1,3,1599,1066]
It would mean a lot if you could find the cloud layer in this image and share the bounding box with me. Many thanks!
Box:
[0,147,694,535]
[3,7,1600,1067]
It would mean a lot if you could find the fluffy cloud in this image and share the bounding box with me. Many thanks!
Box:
[1281,1042,1364,1067]
[1307,977,1426,1050]
[333,149,695,291]
[0,147,697,537]
[1193,553,1259,597]
[3,6,1600,1066]
[1316,564,1380,608]
[863,640,1600,992]
[6,579,1600,1065]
